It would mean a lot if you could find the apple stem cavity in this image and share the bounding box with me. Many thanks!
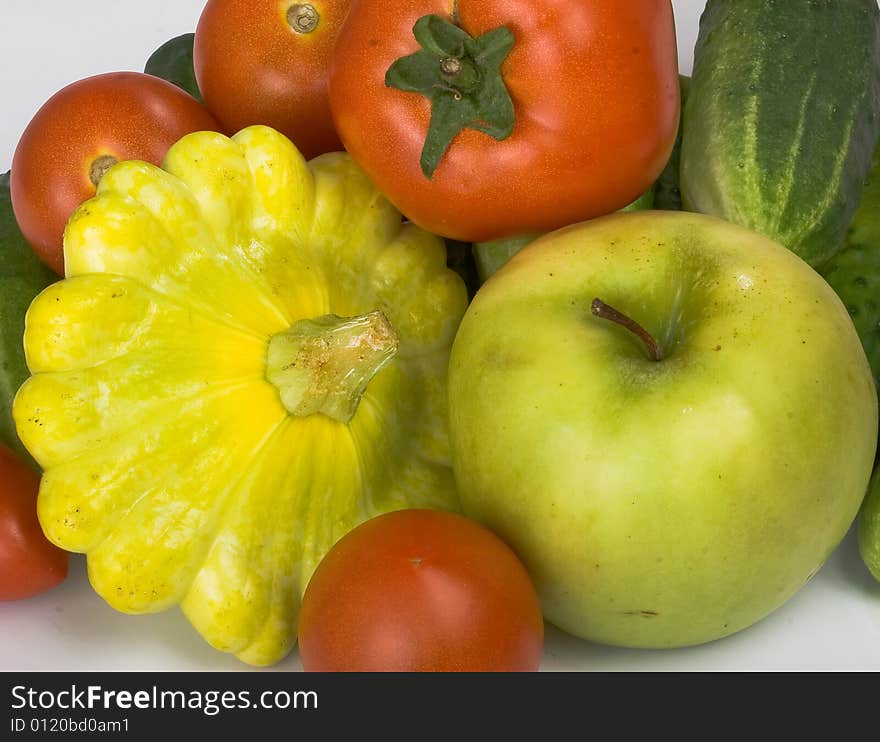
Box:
[591,298,663,362]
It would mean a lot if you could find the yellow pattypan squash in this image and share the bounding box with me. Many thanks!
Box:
[13,126,468,666]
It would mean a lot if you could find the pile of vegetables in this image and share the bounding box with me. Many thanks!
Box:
[2,0,880,670]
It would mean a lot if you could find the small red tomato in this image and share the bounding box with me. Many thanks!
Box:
[193,0,347,159]
[0,443,68,601]
[10,71,219,275]
[297,509,544,672]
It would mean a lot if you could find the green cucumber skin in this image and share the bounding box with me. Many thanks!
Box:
[681,0,880,268]
[0,172,56,468]
[823,143,880,388]
[822,239,880,389]
[619,183,656,212]
[860,463,880,582]
[473,189,658,284]
[846,138,880,250]
[473,233,540,284]
[653,75,691,211]
[822,142,880,582]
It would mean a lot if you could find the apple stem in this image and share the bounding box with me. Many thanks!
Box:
[591,298,663,362]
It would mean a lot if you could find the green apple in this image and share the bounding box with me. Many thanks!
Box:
[448,210,878,648]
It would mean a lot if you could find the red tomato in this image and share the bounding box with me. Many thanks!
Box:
[10,72,219,275]
[297,509,544,671]
[329,0,680,243]
[0,443,68,601]
[193,0,347,159]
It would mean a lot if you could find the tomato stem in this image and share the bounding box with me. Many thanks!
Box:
[591,298,663,362]
[89,155,118,188]
[287,3,320,34]
[385,14,515,178]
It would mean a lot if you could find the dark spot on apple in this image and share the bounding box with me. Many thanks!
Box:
[714,345,721,351]
[623,610,659,618]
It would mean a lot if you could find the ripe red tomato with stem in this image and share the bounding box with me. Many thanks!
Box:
[10,71,219,275]
[0,444,68,601]
[297,509,544,672]
[194,0,348,159]
[329,0,680,243]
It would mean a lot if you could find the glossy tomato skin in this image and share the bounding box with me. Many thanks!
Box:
[329,0,680,242]
[0,444,68,601]
[194,0,347,159]
[298,509,544,671]
[10,72,218,275]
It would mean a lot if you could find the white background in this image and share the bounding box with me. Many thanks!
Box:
[0,0,879,671]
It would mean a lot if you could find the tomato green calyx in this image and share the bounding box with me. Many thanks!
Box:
[287,3,320,34]
[89,155,118,188]
[385,14,515,178]
[266,310,399,423]
[591,298,663,362]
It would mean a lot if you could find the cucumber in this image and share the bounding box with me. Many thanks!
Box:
[822,241,880,389]
[681,0,880,268]
[473,233,540,284]
[860,463,880,582]
[619,183,656,213]
[473,188,657,284]
[445,238,480,300]
[823,142,880,388]
[654,75,690,211]
[846,137,880,250]
[822,142,880,583]
[0,171,56,469]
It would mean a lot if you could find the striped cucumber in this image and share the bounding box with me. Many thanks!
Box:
[681,0,880,267]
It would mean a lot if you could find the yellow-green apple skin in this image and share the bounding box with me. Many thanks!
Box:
[448,210,878,648]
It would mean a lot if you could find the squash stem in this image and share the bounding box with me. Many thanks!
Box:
[266,311,398,423]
